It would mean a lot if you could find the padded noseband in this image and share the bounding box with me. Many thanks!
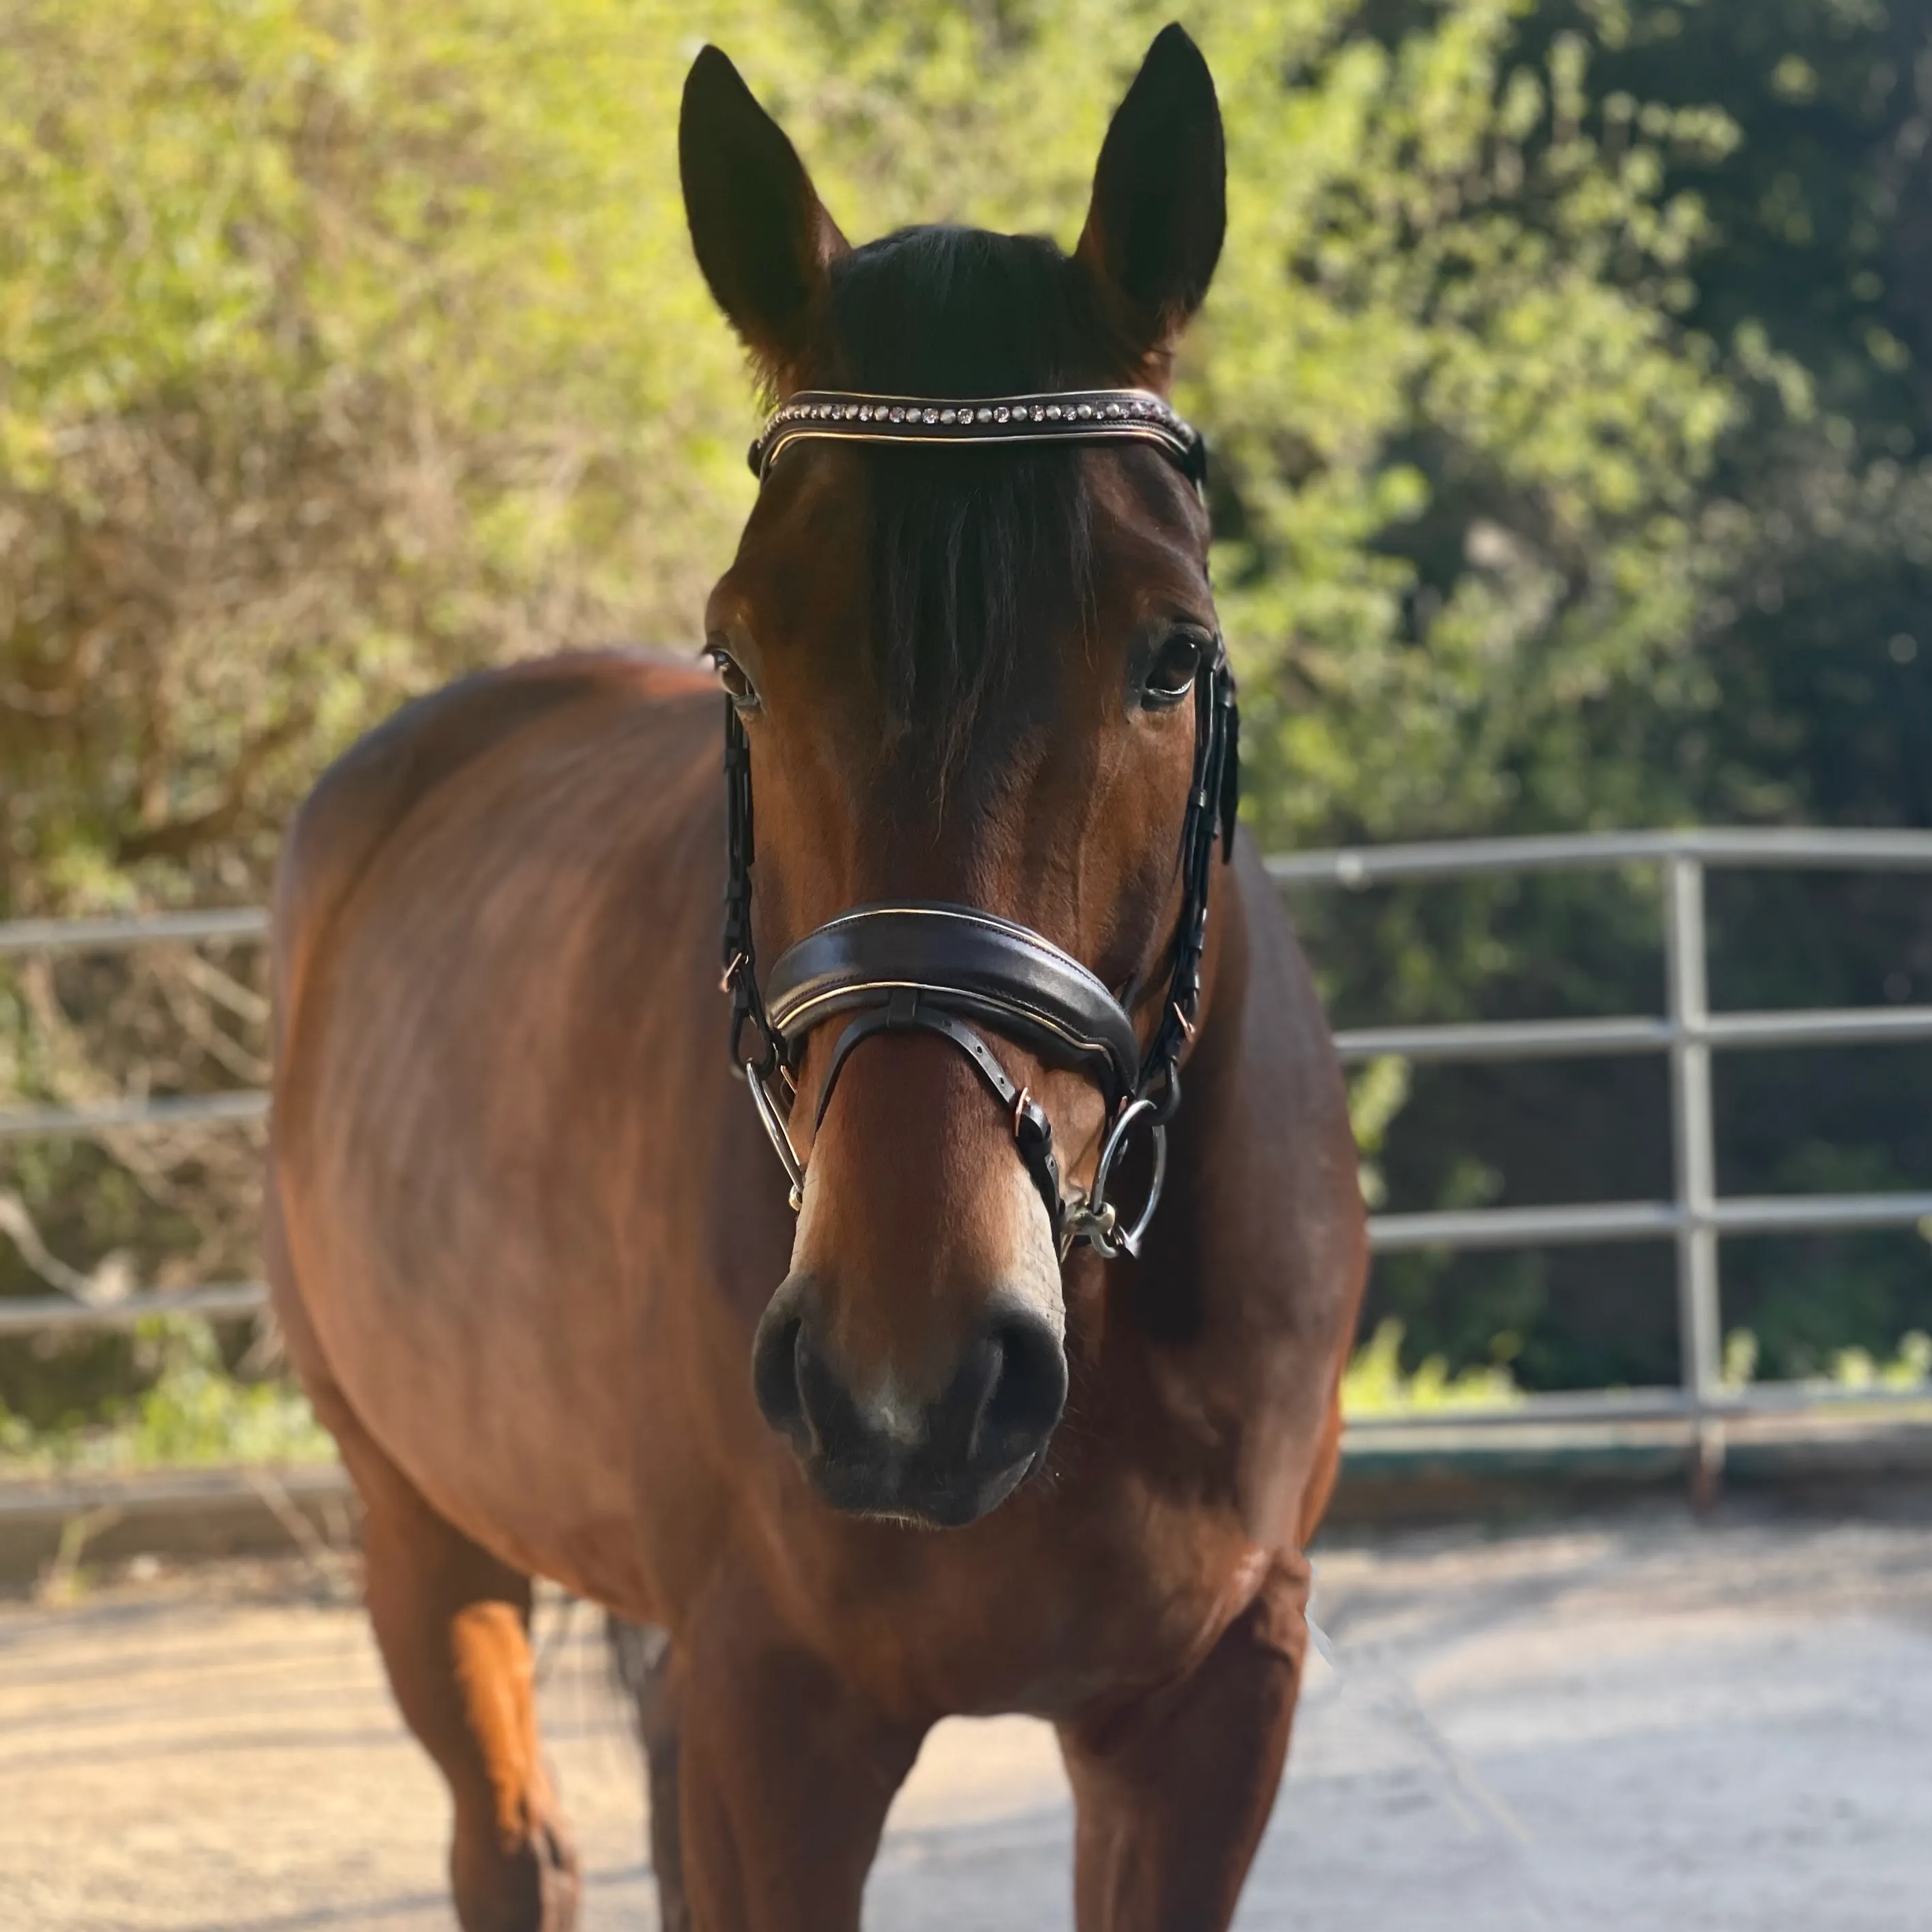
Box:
[762,906,1144,1243]
[765,905,1142,1103]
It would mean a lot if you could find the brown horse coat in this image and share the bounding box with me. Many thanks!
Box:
[269,27,1364,1932]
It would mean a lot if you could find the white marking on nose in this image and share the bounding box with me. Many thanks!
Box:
[857,1371,928,1447]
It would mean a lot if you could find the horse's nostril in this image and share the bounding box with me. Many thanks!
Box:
[792,1325,874,1462]
[968,1310,1069,1468]
[751,1305,807,1441]
[753,1275,1065,1512]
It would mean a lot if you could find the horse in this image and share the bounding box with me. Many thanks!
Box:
[267,24,1365,1931]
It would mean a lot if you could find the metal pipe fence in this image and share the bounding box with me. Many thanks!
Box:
[6,827,1932,1489]
[1273,826,1932,1487]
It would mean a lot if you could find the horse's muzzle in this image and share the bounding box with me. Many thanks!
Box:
[751,1277,1067,1528]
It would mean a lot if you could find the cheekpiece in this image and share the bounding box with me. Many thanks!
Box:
[748,388,1208,491]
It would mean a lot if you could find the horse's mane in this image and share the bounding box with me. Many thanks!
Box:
[818,226,1101,781]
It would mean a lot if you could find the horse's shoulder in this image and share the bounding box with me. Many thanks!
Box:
[272,648,709,1039]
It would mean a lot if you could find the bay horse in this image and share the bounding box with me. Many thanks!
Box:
[267,24,1365,1931]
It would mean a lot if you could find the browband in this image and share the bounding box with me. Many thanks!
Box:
[749,388,1207,491]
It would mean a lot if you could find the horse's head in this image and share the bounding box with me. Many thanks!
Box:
[682,27,1227,1528]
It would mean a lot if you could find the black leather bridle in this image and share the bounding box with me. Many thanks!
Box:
[720,387,1238,1260]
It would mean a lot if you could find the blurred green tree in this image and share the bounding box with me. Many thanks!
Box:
[7,0,1922,1416]
[0,0,1740,917]
[1358,0,1932,1388]
[0,0,777,921]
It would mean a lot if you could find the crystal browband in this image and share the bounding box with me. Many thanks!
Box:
[748,387,1207,489]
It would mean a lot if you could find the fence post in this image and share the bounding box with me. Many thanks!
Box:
[1663,854,1723,1508]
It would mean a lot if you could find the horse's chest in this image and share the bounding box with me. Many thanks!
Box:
[809,1484,1269,1721]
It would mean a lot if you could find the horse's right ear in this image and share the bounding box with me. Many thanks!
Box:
[1076,25,1225,382]
[680,46,850,390]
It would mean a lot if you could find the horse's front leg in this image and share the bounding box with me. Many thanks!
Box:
[608,1617,692,1932]
[346,1423,580,1932]
[675,1579,927,1932]
[1058,1554,1311,1932]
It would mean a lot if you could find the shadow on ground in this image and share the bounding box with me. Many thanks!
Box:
[6,1497,1932,1931]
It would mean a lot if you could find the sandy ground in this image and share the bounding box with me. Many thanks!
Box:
[5,1499,1932,1931]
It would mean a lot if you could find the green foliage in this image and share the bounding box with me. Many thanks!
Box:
[1721,1322,1932,1395]
[1352,0,1932,1390]
[1,0,769,916]
[1202,7,1737,847]
[0,1318,333,1474]
[1341,1317,1523,1415]
[768,1,1742,848]
[1346,1054,1411,1211]
[1824,1333,1932,1394]
[1335,1313,1932,1420]
[0,0,1738,921]
[5,0,1931,1417]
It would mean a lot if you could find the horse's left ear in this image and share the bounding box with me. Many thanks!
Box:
[1076,24,1225,380]
[680,45,850,390]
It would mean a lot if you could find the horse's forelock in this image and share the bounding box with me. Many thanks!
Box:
[814,226,1108,785]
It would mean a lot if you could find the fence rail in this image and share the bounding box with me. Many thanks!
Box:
[1275,824,1932,1491]
[0,1283,270,1339]
[0,906,270,957]
[1265,824,1932,884]
[0,1092,269,1140]
[8,827,1932,1497]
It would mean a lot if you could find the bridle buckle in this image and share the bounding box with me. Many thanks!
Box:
[1062,1097,1168,1261]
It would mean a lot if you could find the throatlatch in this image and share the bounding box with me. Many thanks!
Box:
[719,387,1238,1260]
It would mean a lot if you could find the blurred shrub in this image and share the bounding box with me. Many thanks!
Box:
[8,0,1921,1413]
[1,0,767,923]
[1341,1317,1524,1416]
[1,0,1738,910]
[0,1316,333,1472]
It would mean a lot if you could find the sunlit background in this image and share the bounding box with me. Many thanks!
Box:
[5,0,1931,1463]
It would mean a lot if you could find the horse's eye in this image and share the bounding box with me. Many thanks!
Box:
[1143,629,1207,707]
[709,647,762,713]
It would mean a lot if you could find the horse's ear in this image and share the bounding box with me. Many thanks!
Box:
[1075,24,1225,378]
[680,46,850,389]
